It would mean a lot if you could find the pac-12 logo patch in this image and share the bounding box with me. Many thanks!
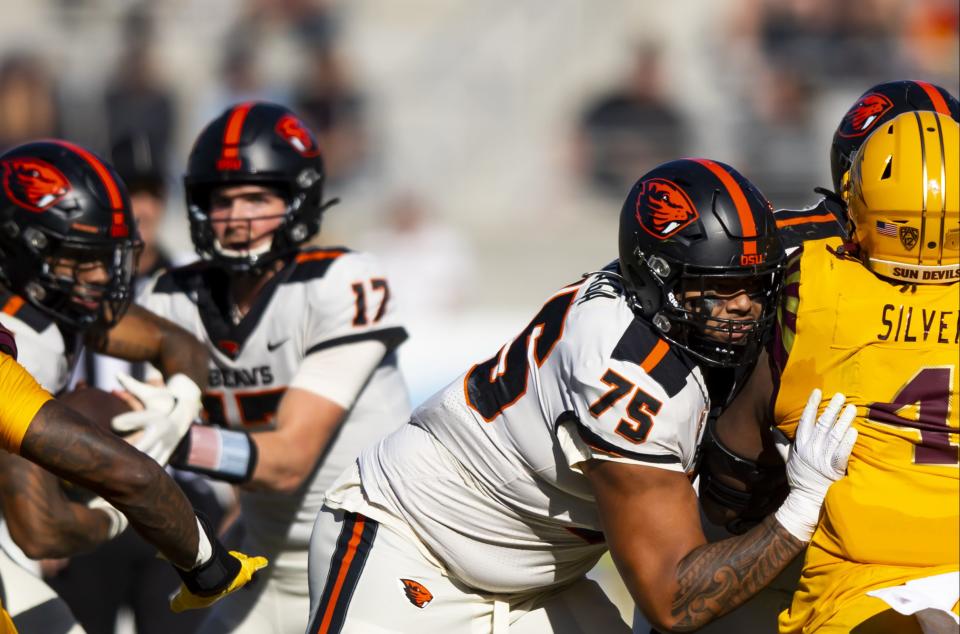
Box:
[1,158,70,212]
[275,114,320,157]
[899,225,919,251]
[636,178,699,239]
[837,93,894,138]
[399,578,433,608]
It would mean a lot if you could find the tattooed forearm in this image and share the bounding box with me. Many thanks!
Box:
[670,515,803,630]
[90,304,208,388]
[0,453,112,558]
[19,400,200,569]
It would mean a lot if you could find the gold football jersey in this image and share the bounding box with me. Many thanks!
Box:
[771,239,959,633]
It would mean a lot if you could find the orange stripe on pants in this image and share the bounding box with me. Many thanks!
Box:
[316,516,366,634]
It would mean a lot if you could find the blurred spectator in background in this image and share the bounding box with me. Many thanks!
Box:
[739,67,821,208]
[294,43,369,185]
[361,191,474,319]
[733,0,901,85]
[195,0,340,128]
[228,0,339,53]
[574,44,688,198]
[194,43,289,130]
[0,52,60,151]
[103,4,175,170]
[899,0,960,80]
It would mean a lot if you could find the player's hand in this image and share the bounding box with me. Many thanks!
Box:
[170,551,268,613]
[774,389,858,542]
[111,373,201,466]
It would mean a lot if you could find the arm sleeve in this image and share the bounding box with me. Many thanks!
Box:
[0,352,53,454]
[302,252,408,356]
[288,339,388,410]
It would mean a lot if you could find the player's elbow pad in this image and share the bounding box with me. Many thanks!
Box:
[698,420,787,534]
[170,424,258,484]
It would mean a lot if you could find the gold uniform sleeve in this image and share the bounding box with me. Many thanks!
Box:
[0,352,53,455]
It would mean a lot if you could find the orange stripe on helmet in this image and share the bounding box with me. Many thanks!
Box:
[50,140,123,210]
[691,159,758,255]
[49,139,129,238]
[218,102,254,170]
[914,81,951,116]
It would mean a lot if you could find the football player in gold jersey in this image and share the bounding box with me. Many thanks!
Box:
[705,110,959,633]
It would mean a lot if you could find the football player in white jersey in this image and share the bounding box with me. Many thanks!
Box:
[0,140,256,632]
[138,102,411,634]
[307,158,859,634]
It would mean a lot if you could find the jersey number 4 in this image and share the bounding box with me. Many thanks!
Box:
[867,366,958,465]
[465,286,580,421]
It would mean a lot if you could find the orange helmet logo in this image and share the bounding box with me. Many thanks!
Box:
[2,158,70,212]
[275,114,320,157]
[399,578,433,609]
[636,178,699,239]
[837,93,894,138]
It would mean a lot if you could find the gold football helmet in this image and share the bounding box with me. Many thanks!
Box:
[844,110,959,284]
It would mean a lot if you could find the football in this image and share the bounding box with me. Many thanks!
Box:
[58,386,134,436]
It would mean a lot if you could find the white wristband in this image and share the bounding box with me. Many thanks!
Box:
[87,497,129,540]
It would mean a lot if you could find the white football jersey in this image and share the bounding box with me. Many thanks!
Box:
[140,247,412,553]
[0,290,76,394]
[353,266,710,594]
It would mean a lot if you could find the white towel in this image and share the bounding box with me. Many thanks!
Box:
[867,571,959,633]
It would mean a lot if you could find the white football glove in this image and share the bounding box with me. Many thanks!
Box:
[774,389,858,542]
[111,373,201,466]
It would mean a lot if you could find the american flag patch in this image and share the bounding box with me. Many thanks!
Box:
[876,221,899,237]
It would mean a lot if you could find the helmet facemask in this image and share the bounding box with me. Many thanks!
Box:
[28,235,141,330]
[188,183,315,274]
[627,247,783,368]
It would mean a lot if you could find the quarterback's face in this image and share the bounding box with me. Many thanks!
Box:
[682,277,764,343]
[209,185,287,252]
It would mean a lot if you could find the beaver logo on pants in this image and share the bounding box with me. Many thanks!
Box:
[399,578,433,608]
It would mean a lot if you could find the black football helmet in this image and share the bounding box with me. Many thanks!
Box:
[830,80,959,193]
[618,158,785,368]
[0,140,142,329]
[184,101,337,273]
